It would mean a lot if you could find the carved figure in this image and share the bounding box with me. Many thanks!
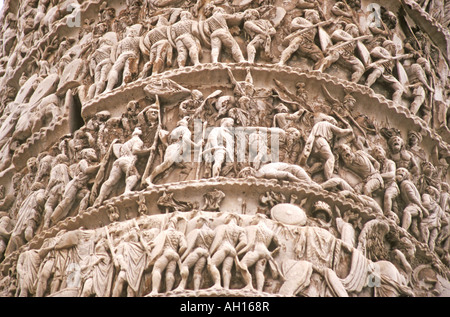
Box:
[300,115,353,180]
[202,4,245,63]
[42,154,70,229]
[139,16,173,76]
[105,25,141,92]
[170,11,202,67]
[337,144,383,197]
[176,216,214,291]
[396,167,428,238]
[51,149,100,224]
[94,128,149,206]
[237,215,284,291]
[278,9,328,68]
[208,213,247,289]
[243,9,276,63]
[203,118,235,178]
[145,117,201,185]
[148,215,187,295]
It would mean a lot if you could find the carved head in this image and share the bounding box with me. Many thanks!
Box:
[244,9,260,21]
[407,131,421,146]
[395,167,410,183]
[177,117,189,127]
[421,161,435,176]
[180,10,193,20]
[55,154,69,165]
[220,117,234,128]
[275,103,289,113]
[345,23,359,37]
[238,166,257,178]
[426,186,440,200]
[304,10,320,24]
[312,201,332,223]
[81,148,97,162]
[388,136,404,153]
[337,144,355,164]
[382,40,397,55]
[371,145,387,161]
[27,157,38,174]
[191,90,203,101]
[132,127,143,137]
[343,93,356,110]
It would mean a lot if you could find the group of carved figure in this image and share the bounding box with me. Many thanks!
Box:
[0,208,425,297]
[1,70,449,270]
[1,0,449,134]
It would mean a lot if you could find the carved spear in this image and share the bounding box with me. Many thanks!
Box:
[141,95,161,187]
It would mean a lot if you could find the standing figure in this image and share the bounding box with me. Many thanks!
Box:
[176,216,215,291]
[243,9,276,63]
[170,11,202,68]
[139,16,173,76]
[396,168,429,239]
[88,31,117,98]
[51,149,100,224]
[79,236,114,297]
[145,117,201,185]
[203,118,235,178]
[300,115,353,180]
[148,216,187,295]
[202,4,246,63]
[407,57,434,123]
[94,128,149,207]
[372,145,400,222]
[316,23,366,83]
[208,213,247,289]
[237,215,284,291]
[365,40,406,105]
[42,154,70,229]
[105,25,141,92]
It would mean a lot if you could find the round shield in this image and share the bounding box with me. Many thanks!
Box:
[270,203,307,226]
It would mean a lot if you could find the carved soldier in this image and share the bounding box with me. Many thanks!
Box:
[139,16,173,77]
[202,4,246,63]
[300,115,353,180]
[386,135,419,180]
[79,236,114,297]
[316,23,367,83]
[243,9,276,63]
[396,167,429,238]
[407,57,434,123]
[88,30,117,98]
[148,215,187,295]
[94,128,149,206]
[176,216,215,291]
[278,9,327,68]
[105,24,141,92]
[145,117,201,185]
[420,186,444,252]
[372,145,400,222]
[51,149,100,224]
[239,162,320,188]
[16,249,41,297]
[42,154,71,229]
[170,11,202,68]
[365,40,406,105]
[111,228,151,297]
[237,215,284,291]
[203,118,235,178]
[337,144,383,197]
[208,213,247,289]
